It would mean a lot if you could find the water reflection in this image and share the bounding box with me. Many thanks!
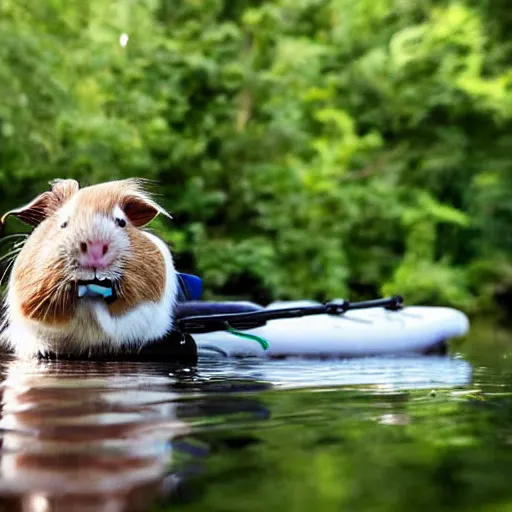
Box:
[0,359,184,511]
[195,355,473,391]
[0,354,473,511]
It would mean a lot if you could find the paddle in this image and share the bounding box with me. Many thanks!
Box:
[176,295,404,334]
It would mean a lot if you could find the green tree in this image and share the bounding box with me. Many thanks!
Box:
[1,0,512,313]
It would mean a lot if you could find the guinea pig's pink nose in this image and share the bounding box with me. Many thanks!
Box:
[78,240,111,269]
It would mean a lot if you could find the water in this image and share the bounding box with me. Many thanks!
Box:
[0,323,510,512]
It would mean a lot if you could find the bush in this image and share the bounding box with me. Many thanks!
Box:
[1,0,512,312]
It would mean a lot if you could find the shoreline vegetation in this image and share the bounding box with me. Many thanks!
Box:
[1,1,512,318]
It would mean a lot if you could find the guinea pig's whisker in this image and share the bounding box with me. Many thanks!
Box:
[114,282,127,300]
[59,286,67,316]
[49,286,64,322]
[0,258,16,286]
[30,280,65,320]
[30,297,49,319]
[1,252,17,269]
[0,243,22,253]
[0,249,22,264]
[2,243,22,252]
[0,233,28,241]
[12,240,26,250]
[41,285,65,323]
[0,234,28,247]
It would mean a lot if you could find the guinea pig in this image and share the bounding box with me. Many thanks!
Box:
[0,178,178,358]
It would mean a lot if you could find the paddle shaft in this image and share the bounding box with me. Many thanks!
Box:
[177,296,404,334]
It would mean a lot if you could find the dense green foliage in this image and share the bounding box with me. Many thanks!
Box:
[1,0,512,312]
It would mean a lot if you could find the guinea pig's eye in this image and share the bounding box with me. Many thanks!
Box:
[61,221,68,229]
[115,218,126,228]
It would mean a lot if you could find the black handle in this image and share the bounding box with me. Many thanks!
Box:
[177,295,404,334]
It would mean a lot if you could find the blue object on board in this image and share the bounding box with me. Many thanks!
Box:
[177,273,203,301]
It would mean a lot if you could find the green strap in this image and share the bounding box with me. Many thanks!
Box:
[226,326,270,351]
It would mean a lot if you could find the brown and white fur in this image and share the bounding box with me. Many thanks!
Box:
[0,178,178,358]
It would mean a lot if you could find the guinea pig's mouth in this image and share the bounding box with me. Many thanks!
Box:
[77,278,117,303]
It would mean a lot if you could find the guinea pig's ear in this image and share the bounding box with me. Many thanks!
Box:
[0,191,55,229]
[0,179,79,229]
[121,194,171,228]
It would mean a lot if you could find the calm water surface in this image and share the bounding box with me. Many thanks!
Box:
[0,323,510,512]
